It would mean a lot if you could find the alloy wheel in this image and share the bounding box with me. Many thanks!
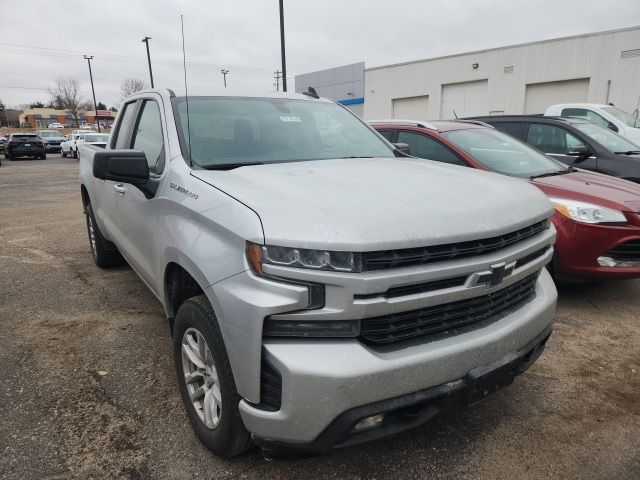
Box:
[181,327,222,429]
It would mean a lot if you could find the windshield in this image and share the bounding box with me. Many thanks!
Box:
[13,135,38,140]
[573,122,640,152]
[38,131,60,138]
[602,106,640,128]
[442,128,567,177]
[173,97,393,167]
[85,134,109,142]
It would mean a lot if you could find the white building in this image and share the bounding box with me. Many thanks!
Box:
[364,26,640,120]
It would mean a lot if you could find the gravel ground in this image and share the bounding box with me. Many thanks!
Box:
[1,156,639,479]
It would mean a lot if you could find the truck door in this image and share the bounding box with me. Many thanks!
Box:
[114,96,167,291]
[93,100,139,245]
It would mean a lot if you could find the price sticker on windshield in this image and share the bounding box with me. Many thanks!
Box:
[279,115,302,122]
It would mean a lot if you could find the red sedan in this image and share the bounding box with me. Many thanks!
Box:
[371,119,640,281]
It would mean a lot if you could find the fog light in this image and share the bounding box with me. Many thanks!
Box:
[351,414,384,433]
[597,256,640,268]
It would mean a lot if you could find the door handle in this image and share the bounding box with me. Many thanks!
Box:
[113,184,125,194]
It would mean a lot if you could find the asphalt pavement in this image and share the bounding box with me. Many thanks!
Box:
[1,156,639,479]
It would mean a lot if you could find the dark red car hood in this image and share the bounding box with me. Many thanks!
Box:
[531,170,640,212]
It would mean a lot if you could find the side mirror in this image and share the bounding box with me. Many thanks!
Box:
[392,142,412,156]
[93,150,159,197]
[567,145,592,160]
[607,122,619,133]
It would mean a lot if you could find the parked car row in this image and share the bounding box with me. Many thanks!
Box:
[370,111,640,283]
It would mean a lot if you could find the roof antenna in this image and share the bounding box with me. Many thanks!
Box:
[303,86,319,99]
[453,109,458,119]
[181,14,192,167]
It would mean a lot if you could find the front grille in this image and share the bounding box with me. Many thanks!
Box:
[514,246,550,269]
[355,275,468,300]
[257,360,282,411]
[361,220,548,271]
[607,240,640,262]
[360,273,539,345]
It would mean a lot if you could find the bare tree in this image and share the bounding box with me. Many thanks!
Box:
[120,78,147,99]
[49,77,83,127]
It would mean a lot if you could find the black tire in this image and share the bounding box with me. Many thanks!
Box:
[173,295,252,457]
[40,153,46,160]
[61,149,67,158]
[4,150,12,160]
[73,148,78,159]
[84,203,123,268]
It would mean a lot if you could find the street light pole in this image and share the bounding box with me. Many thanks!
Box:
[279,0,287,92]
[83,55,101,133]
[141,36,154,88]
[221,69,229,87]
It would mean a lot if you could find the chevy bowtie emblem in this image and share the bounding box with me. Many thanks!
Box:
[470,262,515,288]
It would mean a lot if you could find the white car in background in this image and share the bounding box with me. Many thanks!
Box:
[76,133,110,160]
[60,133,82,158]
[545,103,640,145]
[47,122,65,129]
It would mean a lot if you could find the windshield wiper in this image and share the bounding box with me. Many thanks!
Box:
[529,169,574,180]
[202,162,265,170]
[614,150,640,155]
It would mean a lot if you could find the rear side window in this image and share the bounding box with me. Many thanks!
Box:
[492,122,526,140]
[526,124,586,154]
[397,130,466,166]
[560,108,609,128]
[132,100,164,174]
[112,101,137,149]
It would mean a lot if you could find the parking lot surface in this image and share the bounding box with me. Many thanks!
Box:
[1,156,639,480]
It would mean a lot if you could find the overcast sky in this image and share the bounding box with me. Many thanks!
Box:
[1,0,639,108]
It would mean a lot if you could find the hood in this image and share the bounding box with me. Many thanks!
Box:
[192,157,552,251]
[531,170,640,212]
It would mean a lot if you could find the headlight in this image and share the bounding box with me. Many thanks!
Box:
[247,242,362,273]
[549,197,627,225]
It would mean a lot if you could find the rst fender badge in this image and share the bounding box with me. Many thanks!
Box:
[169,182,199,199]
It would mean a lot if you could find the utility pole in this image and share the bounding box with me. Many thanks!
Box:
[220,69,229,88]
[273,70,282,91]
[141,36,154,88]
[278,0,287,92]
[83,55,101,133]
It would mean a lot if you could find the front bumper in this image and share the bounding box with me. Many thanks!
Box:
[554,214,640,280]
[239,269,557,445]
[253,324,552,456]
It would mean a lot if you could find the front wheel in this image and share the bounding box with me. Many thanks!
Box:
[73,148,78,159]
[173,295,252,457]
[40,153,46,160]
[61,149,67,158]
[4,150,12,160]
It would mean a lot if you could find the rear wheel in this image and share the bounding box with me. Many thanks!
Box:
[73,148,78,159]
[4,150,12,160]
[84,203,123,268]
[40,153,46,160]
[173,295,252,457]
[61,149,67,158]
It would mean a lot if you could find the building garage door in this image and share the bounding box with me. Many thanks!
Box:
[392,95,429,119]
[440,80,488,119]
[524,78,589,114]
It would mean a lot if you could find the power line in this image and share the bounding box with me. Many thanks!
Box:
[0,44,295,73]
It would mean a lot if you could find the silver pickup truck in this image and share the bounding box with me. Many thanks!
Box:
[79,88,557,459]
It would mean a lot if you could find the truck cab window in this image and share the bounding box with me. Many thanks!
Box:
[561,108,608,128]
[132,100,164,174]
[113,101,137,149]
